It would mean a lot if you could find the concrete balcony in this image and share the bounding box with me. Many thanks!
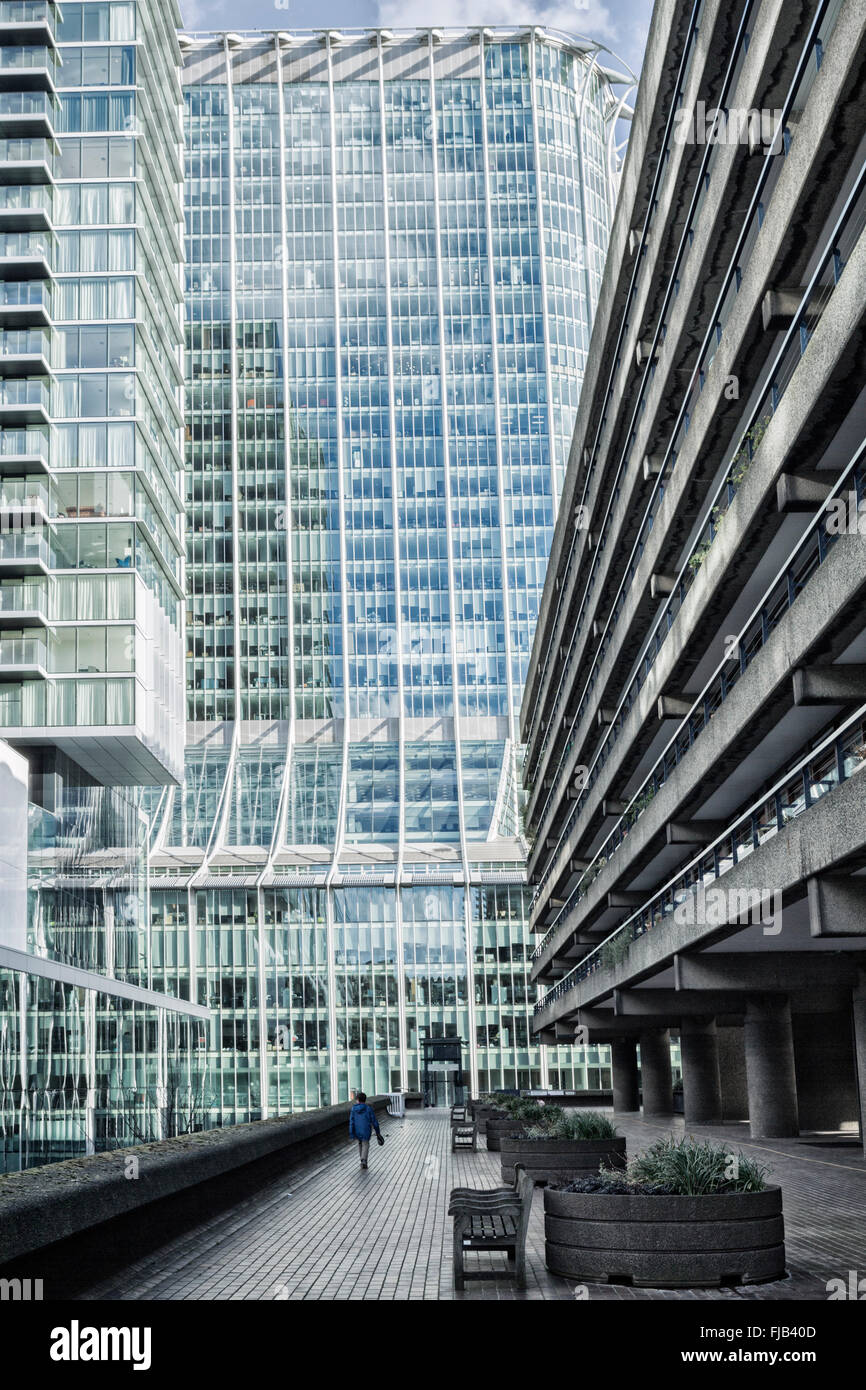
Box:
[0,629,45,676]
[533,755,866,1036]
[0,324,49,376]
[0,1,59,49]
[0,184,52,236]
[0,135,53,183]
[0,374,49,424]
[0,46,59,93]
[0,576,47,624]
[530,518,866,978]
[0,281,51,329]
[0,87,55,138]
[0,523,51,573]
[0,424,50,473]
[524,0,866,846]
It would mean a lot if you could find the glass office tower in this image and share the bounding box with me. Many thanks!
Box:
[0,0,205,1172]
[147,26,633,1119]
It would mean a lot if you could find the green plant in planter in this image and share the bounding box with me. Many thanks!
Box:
[525,1110,618,1141]
[599,1135,768,1195]
[688,540,713,576]
[599,931,631,971]
[627,785,656,826]
[478,1090,513,1111]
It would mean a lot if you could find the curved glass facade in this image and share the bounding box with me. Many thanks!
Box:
[147,28,625,1119]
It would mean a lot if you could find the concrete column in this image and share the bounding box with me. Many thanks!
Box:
[851,974,866,1157]
[680,1018,722,1124]
[611,1036,640,1113]
[744,996,799,1139]
[639,1028,674,1116]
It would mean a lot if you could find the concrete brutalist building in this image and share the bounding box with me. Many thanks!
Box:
[522,0,866,1148]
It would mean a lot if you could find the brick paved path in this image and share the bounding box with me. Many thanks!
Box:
[76,1111,866,1301]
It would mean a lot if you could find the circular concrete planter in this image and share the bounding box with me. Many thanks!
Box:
[485,1117,525,1151]
[500,1136,626,1186]
[544,1186,785,1287]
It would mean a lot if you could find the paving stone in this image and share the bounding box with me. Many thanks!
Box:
[74,1110,865,1301]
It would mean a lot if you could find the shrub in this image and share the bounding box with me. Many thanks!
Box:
[477,1090,513,1112]
[599,932,631,970]
[524,1109,618,1141]
[554,1176,671,1195]
[598,1136,768,1195]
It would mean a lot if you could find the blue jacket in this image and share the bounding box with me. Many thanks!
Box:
[349,1102,380,1142]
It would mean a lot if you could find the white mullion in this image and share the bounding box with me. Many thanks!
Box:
[324,33,349,1101]
[428,34,478,1100]
[223,37,243,753]
[256,883,269,1117]
[478,31,517,750]
[529,32,561,512]
[377,35,408,1093]
[267,36,298,876]
[575,53,601,371]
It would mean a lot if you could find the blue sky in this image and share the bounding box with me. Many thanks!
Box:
[178,0,655,79]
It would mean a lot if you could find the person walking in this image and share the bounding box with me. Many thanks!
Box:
[349,1091,382,1170]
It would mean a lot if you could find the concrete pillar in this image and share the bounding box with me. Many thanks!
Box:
[851,975,866,1157]
[611,1036,640,1113]
[639,1028,674,1115]
[680,1018,722,1124]
[744,996,799,1139]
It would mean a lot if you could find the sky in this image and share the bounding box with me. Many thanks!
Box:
[178,0,655,81]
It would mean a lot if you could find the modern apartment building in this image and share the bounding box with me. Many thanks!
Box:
[0,0,207,1171]
[139,26,636,1121]
[523,0,866,1146]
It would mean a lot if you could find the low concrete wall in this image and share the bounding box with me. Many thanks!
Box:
[0,1097,388,1266]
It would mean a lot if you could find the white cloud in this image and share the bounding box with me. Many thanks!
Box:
[180,0,229,30]
[376,0,619,47]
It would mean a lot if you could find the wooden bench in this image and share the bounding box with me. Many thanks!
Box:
[451,1120,478,1153]
[448,1165,533,1289]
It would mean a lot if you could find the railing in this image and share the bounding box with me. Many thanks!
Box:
[0,578,47,613]
[531,439,866,964]
[0,89,56,121]
[0,181,52,212]
[525,0,839,794]
[0,1,59,23]
[529,145,866,915]
[536,703,866,1014]
[0,136,52,162]
[0,281,50,308]
[0,326,49,356]
[0,528,51,564]
[0,231,53,259]
[0,376,49,406]
[0,423,50,456]
[0,633,46,664]
[0,46,58,73]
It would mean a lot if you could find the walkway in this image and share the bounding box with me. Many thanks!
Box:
[74,1110,866,1301]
